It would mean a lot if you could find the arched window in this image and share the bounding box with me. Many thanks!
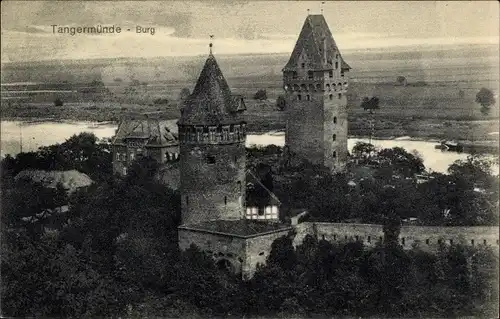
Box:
[332,134,337,141]
[333,151,337,158]
[338,82,342,89]
[333,116,337,124]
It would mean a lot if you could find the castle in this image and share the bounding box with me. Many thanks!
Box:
[111,14,499,279]
[283,14,350,172]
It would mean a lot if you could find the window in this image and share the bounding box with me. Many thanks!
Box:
[297,94,302,101]
[335,61,338,69]
[338,93,342,99]
[333,116,337,124]
[116,152,121,160]
[367,236,371,243]
[402,238,405,245]
[332,151,337,158]
[122,167,127,175]
[292,71,298,79]
[306,95,310,101]
[259,252,265,256]
[332,134,337,141]
[341,71,345,77]
[344,235,348,240]
[438,239,442,244]
[207,155,216,164]
[483,239,487,245]
[224,196,227,205]
[355,235,359,241]
[333,234,337,240]
[186,196,189,206]
[130,153,135,161]
[329,94,333,100]
[471,239,475,245]
[326,84,330,91]
[329,70,333,78]
[308,71,313,79]
[322,235,326,240]
[301,63,305,68]
[336,54,339,59]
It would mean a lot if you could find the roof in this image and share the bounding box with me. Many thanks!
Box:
[15,170,93,191]
[284,14,351,71]
[112,118,178,146]
[246,169,281,206]
[178,53,245,126]
[179,219,292,238]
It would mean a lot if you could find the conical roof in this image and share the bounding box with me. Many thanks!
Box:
[283,14,351,71]
[178,54,244,125]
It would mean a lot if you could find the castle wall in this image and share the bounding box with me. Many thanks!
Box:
[244,228,293,278]
[180,142,246,224]
[295,222,500,253]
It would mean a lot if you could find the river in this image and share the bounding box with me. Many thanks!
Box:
[1,120,498,174]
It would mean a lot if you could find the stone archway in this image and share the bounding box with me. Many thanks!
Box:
[215,257,241,274]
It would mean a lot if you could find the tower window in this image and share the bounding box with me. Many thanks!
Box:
[332,134,336,141]
[329,94,333,100]
[338,93,342,99]
[206,155,216,164]
[329,70,333,78]
[224,196,227,205]
[297,94,302,101]
[308,71,313,79]
[301,63,305,68]
[333,117,337,124]
[333,151,337,158]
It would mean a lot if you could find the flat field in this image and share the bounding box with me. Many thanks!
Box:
[1,44,499,146]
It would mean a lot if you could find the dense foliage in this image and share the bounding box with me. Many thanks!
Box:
[1,136,498,318]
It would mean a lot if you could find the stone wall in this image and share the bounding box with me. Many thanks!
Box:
[180,141,246,224]
[295,222,500,253]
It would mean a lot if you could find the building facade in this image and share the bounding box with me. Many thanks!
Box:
[283,14,351,172]
[112,116,179,176]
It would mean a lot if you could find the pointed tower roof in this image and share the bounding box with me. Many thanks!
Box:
[178,53,244,126]
[283,14,351,71]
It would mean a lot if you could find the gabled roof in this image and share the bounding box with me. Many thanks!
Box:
[15,170,93,191]
[178,53,245,126]
[112,118,178,146]
[284,14,351,71]
[246,169,281,206]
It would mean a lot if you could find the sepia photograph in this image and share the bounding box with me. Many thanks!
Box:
[1,1,499,318]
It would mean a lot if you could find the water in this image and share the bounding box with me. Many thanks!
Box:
[1,120,497,174]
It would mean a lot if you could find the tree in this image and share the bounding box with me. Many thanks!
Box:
[360,97,380,114]
[179,87,190,101]
[54,98,64,107]
[254,89,267,101]
[352,142,376,160]
[396,76,407,86]
[475,88,496,115]
[377,147,425,178]
[276,95,286,111]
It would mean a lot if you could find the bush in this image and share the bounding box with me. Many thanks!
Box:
[54,98,64,107]
[254,89,267,101]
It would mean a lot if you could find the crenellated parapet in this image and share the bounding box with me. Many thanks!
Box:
[178,123,247,144]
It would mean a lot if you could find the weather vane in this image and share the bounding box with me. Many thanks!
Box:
[209,35,214,54]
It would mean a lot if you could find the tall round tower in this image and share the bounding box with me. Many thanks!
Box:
[178,51,247,225]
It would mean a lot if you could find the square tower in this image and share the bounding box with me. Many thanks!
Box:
[283,14,351,172]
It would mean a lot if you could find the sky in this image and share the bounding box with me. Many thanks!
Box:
[1,1,499,62]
